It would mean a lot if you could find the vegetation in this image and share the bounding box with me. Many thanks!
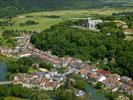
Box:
[95,82,104,89]
[0,21,15,26]
[105,92,117,100]
[1,8,133,33]
[1,0,133,18]
[113,11,133,28]
[2,30,21,38]
[39,61,53,70]
[7,57,37,74]
[20,20,38,26]
[31,20,133,77]
[0,85,50,100]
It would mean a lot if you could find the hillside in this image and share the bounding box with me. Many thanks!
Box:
[31,20,133,77]
[0,0,133,17]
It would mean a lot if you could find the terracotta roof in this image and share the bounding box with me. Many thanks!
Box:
[41,78,50,83]
[96,69,111,75]
[47,81,57,87]
[51,59,61,65]
[90,73,98,79]
[80,67,89,75]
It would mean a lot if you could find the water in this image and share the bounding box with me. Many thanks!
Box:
[0,61,7,81]
[85,84,107,100]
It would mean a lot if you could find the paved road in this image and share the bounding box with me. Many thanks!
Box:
[0,81,12,85]
[62,67,76,77]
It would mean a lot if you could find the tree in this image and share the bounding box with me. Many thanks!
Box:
[39,62,53,70]
[95,82,104,89]
[105,92,117,100]
[95,45,107,59]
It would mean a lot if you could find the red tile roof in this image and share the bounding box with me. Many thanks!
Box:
[80,67,89,75]
[90,73,98,79]
[96,69,111,75]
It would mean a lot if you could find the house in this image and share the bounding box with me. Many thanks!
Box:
[51,58,62,68]
[0,46,12,55]
[89,72,98,82]
[127,81,133,87]
[45,81,60,90]
[32,73,39,78]
[13,73,61,90]
[97,76,106,82]
[40,77,60,90]
[18,16,25,19]
[119,83,133,95]
[108,74,121,81]
[96,69,111,77]
[60,57,73,67]
[17,51,32,58]
[103,78,119,91]
[121,76,132,83]
[80,67,89,77]
[69,61,82,69]
[114,20,127,28]
[75,90,86,97]
[123,28,133,35]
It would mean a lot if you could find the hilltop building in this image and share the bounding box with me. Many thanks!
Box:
[87,18,102,29]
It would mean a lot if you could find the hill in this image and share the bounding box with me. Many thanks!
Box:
[31,21,133,77]
[0,0,133,17]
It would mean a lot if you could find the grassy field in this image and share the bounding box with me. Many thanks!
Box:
[0,8,133,33]
[4,96,28,100]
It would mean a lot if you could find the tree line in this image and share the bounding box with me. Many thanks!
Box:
[1,0,133,18]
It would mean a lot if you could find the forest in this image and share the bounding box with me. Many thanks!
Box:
[31,20,133,78]
[0,0,133,18]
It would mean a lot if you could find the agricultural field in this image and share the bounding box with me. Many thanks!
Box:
[0,8,133,33]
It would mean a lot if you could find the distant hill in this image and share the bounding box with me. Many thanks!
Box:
[0,0,133,17]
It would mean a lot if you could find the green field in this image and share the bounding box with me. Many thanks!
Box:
[4,96,28,100]
[0,8,133,33]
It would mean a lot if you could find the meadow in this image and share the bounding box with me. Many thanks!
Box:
[0,8,133,33]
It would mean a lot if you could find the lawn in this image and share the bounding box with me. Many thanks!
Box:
[0,8,133,33]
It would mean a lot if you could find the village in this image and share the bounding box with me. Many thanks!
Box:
[0,42,133,96]
[0,18,133,97]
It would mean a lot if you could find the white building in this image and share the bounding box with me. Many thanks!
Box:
[87,18,102,29]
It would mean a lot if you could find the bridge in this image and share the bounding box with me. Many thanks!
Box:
[0,81,12,85]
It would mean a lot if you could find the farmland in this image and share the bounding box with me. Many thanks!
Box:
[1,8,133,33]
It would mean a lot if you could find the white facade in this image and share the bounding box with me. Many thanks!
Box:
[98,76,106,82]
[87,18,102,29]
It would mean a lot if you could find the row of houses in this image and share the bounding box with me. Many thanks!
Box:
[13,72,62,90]
[79,66,133,95]
[31,47,81,68]
[18,47,133,95]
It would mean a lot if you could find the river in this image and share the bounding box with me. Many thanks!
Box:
[85,83,107,100]
[0,61,7,81]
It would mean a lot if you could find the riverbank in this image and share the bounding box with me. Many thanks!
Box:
[0,54,16,63]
